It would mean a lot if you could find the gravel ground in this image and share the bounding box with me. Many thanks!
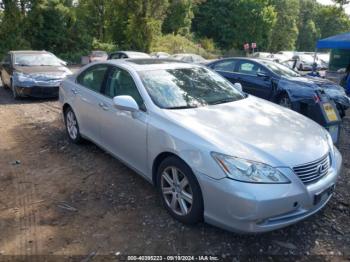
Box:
[0,82,349,261]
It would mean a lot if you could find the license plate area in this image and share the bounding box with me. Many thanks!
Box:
[322,103,338,122]
[314,185,334,205]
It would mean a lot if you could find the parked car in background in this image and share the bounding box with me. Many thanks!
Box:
[0,50,72,99]
[317,53,330,69]
[170,53,207,64]
[150,52,170,59]
[292,53,320,71]
[207,58,349,122]
[89,51,108,63]
[269,51,295,63]
[108,51,151,60]
[60,58,341,233]
[251,52,273,59]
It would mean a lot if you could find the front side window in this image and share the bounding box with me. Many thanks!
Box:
[139,67,245,109]
[77,64,109,93]
[105,67,144,107]
[237,61,266,76]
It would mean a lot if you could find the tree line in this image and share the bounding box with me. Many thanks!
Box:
[0,0,349,62]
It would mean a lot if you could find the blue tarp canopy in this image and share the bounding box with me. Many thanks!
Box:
[317,32,350,49]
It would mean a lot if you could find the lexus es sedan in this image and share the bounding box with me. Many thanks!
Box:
[207,58,350,118]
[59,59,342,233]
[0,50,72,99]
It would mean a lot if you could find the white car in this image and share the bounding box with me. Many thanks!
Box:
[170,53,207,64]
[59,59,342,233]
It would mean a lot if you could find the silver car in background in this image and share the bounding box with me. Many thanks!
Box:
[59,59,342,233]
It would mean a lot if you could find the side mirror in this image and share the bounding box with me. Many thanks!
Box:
[113,95,139,112]
[233,83,243,92]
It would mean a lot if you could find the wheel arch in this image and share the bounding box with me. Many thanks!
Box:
[152,152,195,187]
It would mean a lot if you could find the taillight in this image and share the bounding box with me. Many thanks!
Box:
[313,94,321,103]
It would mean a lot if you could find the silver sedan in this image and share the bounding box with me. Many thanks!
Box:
[59,59,342,233]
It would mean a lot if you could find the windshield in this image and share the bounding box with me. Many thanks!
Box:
[260,60,300,77]
[139,67,245,109]
[14,53,62,66]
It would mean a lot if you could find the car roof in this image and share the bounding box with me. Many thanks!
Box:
[208,57,266,63]
[10,50,50,55]
[111,51,148,55]
[107,58,199,71]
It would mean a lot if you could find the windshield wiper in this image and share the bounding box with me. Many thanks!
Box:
[15,63,30,66]
[209,98,236,105]
[166,105,198,109]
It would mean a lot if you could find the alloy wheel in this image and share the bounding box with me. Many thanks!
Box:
[161,166,193,216]
[66,110,78,140]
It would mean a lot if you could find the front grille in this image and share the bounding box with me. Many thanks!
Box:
[293,154,330,185]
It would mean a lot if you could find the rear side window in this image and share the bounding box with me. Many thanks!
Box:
[213,60,236,72]
[77,64,109,93]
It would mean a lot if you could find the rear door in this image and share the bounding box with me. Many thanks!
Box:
[211,59,238,84]
[73,64,110,144]
[235,60,272,99]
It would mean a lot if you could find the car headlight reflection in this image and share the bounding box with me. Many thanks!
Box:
[211,152,290,184]
[15,72,35,82]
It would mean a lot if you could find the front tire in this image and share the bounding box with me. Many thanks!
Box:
[278,93,292,109]
[157,156,203,224]
[64,107,83,144]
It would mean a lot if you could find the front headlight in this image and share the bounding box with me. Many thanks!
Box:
[15,72,35,82]
[326,132,335,157]
[211,152,290,184]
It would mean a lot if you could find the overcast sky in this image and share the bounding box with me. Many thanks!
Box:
[317,0,350,14]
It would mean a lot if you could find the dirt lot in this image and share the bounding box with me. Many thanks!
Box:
[0,82,349,260]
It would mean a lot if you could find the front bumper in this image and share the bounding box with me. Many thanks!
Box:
[197,148,342,233]
[13,78,63,98]
[15,85,59,98]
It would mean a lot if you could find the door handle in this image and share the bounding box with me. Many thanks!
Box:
[71,88,78,95]
[98,102,109,111]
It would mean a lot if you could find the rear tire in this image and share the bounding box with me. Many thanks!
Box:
[156,156,203,224]
[64,107,83,144]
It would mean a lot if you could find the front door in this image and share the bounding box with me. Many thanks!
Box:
[99,66,149,175]
[235,60,272,99]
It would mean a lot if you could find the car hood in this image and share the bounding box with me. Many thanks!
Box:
[283,76,350,106]
[14,65,72,79]
[163,96,329,167]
